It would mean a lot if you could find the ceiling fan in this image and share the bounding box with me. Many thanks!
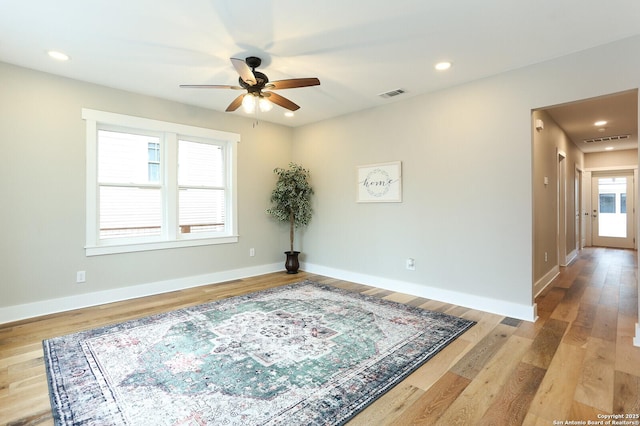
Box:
[180,56,320,113]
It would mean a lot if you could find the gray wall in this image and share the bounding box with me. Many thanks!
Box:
[532,109,584,287]
[0,62,293,309]
[585,149,638,169]
[292,35,640,316]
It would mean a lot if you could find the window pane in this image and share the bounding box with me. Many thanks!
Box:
[148,142,160,181]
[148,142,160,162]
[621,194,627,213]
[179,188,225,234]
[148,163,160,182]
[599,193,615,213]
[98,130,161,184]
[178,140,223,186]
[99,186,162,239]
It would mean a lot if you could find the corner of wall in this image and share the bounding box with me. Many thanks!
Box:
[534,266,560,297]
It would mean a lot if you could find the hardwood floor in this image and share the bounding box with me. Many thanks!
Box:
[1,247,638,425]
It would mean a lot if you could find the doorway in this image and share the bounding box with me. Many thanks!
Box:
[532,90,638,300]
[591,171,635,249]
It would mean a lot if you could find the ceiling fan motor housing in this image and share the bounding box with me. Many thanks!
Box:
[240,71,269,93]
[245,56,262,69]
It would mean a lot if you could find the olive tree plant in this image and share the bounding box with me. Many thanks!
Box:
[266,162,313,253]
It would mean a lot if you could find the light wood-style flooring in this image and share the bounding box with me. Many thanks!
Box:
[1,247,639,425]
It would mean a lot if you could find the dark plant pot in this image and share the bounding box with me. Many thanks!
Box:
[284,251,300,274]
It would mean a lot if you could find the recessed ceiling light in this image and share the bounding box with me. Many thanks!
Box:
[605,146,614,151]
[594,120,607,126]
[435,62,452,71]
[48,50,70,61]
[284,112,294,118]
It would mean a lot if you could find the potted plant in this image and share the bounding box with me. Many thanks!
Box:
[266,162,313,273]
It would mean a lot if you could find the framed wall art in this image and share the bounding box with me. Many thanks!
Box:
[356,161,402,203]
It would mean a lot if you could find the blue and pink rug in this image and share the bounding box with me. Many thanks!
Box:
[43,280,475,425]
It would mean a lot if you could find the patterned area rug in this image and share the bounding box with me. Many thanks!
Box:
[43,280,475,425]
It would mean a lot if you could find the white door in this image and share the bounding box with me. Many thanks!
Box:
[591,173,635,249]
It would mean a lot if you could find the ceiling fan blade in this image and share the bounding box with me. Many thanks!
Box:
[226,94,245,112]
[180,84,243,90]
[231,57,256,86]
[263,92,300,111]
[266,78,320,90]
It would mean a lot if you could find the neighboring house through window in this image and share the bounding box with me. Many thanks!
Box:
[83,109,240,256]
[148,141,160,182]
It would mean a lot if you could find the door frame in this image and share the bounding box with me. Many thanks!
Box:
[575,167,583,252]
[557,151,567,266]
[584,166,638,250]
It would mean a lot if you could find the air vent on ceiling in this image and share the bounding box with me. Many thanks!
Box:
[378,88,406,99]
[583,134,630,144]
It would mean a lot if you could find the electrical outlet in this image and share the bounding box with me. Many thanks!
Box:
[406,258,415,270]
[249,248,255,257]
[76,271,86,283]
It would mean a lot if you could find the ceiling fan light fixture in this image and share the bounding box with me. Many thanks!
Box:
[242,94,272,113]
[242,94,256,113]
[259,96,273,112]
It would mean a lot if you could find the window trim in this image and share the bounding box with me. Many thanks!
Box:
[83,108,240,256]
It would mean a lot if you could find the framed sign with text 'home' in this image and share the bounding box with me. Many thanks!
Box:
[356,161,402,203]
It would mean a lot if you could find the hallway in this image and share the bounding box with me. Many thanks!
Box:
[526,247,639,421]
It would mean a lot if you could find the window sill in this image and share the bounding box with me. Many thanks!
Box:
[85,235,239,256]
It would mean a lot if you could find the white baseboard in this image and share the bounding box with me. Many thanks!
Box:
[634,323,640,347]
[1,261,545,325]
[564,249,577,266]
[302,263,537,322]
[534,266,560,298]
[0,263,282,325]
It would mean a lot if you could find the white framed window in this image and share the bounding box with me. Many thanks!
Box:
[83,109,240,256]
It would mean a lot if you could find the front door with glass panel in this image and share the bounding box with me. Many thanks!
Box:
[591,173,635,249]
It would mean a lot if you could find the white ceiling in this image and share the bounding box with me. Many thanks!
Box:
[1,0,639,144]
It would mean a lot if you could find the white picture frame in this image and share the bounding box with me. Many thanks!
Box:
[357,161,402,203]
